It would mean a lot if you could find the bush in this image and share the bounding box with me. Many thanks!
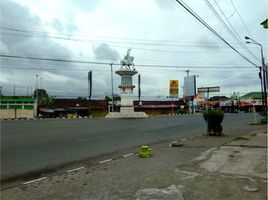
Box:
[203,109,224,136]
[177,108,186,115]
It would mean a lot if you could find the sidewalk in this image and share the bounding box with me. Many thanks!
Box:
[1,125,267,200]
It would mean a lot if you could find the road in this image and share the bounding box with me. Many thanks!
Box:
[1,113,256,181]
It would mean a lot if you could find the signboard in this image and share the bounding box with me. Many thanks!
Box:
[198,87,220,93]
[169,80,179,97]
[184,75,196,97]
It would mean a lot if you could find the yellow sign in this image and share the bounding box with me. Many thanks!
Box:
[169,80,179,97]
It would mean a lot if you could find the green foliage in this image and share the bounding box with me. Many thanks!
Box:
[203,109,224,124]
[105,95,121,101]
[90,111,107,117]
[77,97,87,100]
[203,109,224,136]
[105,96,112,101]
[34,89,48,98]
[249,120,262,125]
[230,91,240,100]
[43,96,55,106]
[177,108,186,115]
[34,89,54,106]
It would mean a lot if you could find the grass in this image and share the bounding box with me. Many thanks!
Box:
[249,120,262,125]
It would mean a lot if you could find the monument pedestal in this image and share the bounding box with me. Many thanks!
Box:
[106,68,148,119]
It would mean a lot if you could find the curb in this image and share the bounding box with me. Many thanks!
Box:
[1,116,93,121]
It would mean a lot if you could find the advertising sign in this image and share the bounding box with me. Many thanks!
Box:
[169,80,179,97]
[184,75,196,97]
[198,87,220,93]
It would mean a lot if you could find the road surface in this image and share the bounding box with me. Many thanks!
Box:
[1,114,256,181]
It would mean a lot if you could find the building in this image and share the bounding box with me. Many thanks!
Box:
[239,92,264,112]
[133,100,187,115]
[39,99,108,118]
[0,97,35,119]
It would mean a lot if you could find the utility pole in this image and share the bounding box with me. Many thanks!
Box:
[186,70,190,77]
[259,67,265,109]
[40,77,43,90]
[245,36,267,120]
[110,63,114,112]
[35,74,39,118]
[261,52,267,119]
[13,85,15,97]
[88,71,92,100]
[36,74,39,92]
[138,74,141,108]
[88,71,92,117]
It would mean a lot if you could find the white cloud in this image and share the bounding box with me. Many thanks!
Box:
[0,0,267,98]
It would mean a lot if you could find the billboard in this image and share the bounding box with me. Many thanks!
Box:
[169,80,179,97]
[197,87,220,93]
[184,75,196,97]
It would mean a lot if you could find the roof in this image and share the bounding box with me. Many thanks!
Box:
[134,105,180,108]
[41,99,108,108]
[0,97,35,103]
[133,100,185,106]
[209,96,229,101]
[240,92,262,100]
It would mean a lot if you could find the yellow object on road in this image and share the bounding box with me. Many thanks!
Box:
[139,145,152,158]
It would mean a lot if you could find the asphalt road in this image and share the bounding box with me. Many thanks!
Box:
[1,113,256,181]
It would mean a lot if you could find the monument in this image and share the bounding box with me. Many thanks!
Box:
[106,49,148,118]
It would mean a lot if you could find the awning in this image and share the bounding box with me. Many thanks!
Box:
[40,108,66,113]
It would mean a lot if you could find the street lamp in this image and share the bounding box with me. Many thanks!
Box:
[245,36,267,120]
[110,63,114,112]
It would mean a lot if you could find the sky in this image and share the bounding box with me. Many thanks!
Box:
[0,0,267,99]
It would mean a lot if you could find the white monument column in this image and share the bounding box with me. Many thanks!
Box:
[106,49,147,118]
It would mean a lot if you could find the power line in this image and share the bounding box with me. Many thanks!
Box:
[205,0,259,62]
[173,0,259,68]
[0,26,253,47]
[230,0,253,38]
[0,54,256,70]
[2,26,265,51]
[1,53,248,67]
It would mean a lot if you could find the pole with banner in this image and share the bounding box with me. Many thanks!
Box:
[169,80,179,114]
[251,98,257,122]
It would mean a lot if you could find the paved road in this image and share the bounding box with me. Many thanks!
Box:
[1,114,256,181]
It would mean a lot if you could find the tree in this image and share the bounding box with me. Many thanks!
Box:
[34,89,54,106]
[43,96,55,106]
[77,97,87,100]
[34,89,48,99]
[105,95,121,101]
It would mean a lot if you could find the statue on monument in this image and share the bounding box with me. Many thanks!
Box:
[120,48,135,70]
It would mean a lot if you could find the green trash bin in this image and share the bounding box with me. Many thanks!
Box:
[139,145,152,158]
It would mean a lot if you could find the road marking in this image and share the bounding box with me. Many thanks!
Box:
[67,166,85,173]
[99,159,113,164]
[23,177,47,185]
[123,153,134,158]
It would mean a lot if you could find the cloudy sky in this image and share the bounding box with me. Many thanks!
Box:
[0,0,267,99]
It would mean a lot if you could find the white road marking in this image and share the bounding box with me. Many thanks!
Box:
[123,153,134,158]
[23,177,47,185]
[67,166,85,173]
[99,159,113,164]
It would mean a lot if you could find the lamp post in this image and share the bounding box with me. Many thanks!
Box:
[245,36,267,120]
[110,63,114,112]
